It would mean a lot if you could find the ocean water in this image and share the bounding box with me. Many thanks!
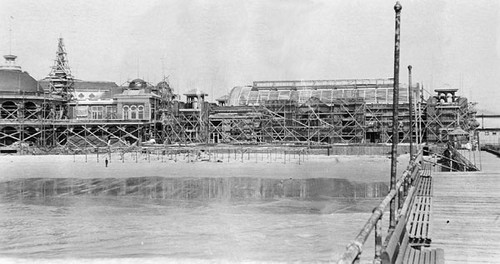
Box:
[0,177,388,263]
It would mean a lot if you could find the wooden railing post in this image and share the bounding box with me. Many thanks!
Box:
[398,185,404,211]
[374,214,383,264]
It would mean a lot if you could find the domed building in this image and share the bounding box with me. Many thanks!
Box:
[1,38,181,151]
[0,55,38,94]
[0,54,67,148]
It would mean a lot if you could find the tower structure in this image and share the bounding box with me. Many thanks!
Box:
[47,38,74,101]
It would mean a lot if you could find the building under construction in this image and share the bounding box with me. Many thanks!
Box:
[0,39,478,152]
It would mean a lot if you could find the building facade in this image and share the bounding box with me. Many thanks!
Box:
[0,40,480,152]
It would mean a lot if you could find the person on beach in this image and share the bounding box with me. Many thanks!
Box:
[105,158,109,167]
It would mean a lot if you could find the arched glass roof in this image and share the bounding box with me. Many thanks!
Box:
[227,85,410,106]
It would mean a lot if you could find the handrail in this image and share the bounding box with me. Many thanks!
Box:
[449,147,479,171]
[423,160,458,172]
[337,149,422,263]
[431,146,479,171]
[431,152,468,171]
[483,146,500,158]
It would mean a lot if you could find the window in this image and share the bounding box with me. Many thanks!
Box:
[90,106,103,119]
[106,106,116,119]
[75,106,89,117]
[493,132,497,135]
[130,105,137,119]
[123,106,129,120]
[138,105,144,119]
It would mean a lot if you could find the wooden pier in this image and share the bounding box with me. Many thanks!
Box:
[337,148,495,264]
[429,151,500,263]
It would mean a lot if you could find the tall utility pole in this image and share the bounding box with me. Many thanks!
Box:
[408,65,413,159]
[390,1,402,230]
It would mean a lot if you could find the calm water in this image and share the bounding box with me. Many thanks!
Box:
[0,177,387,263]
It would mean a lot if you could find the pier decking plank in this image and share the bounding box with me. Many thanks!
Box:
[407,169,434,246]
[430,152,500,263]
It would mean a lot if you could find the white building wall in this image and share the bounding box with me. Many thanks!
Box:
[479,130,500,145]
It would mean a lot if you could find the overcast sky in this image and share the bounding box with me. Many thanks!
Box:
[1,0,499,113]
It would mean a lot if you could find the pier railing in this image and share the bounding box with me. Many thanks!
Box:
[426,145,479,172]
[337,149,423,263]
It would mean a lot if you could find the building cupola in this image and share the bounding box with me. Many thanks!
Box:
[0,54,22,71]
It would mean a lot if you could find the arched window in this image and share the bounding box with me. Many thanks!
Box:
[130,105,137,119]
[1,101,18,119]
[123,106,129,120]
[138,105,144,119]
[24,102,38,120]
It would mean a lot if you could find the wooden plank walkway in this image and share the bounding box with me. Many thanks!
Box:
[429,151,500,263]
[407,166,434,246]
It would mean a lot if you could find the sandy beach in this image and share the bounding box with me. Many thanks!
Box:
[1,153,411,183]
